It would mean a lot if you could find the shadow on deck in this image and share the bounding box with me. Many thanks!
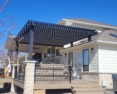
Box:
[0,78,12,93]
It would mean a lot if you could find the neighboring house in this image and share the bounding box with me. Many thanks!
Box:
[58,18,117,89]
[5,18,117,90]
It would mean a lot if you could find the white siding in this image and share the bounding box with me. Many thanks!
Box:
[89,46,99,72]
[60,44,99,72]
[98,45,117,73]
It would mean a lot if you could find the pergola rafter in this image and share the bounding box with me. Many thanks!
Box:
[15,20,98,47]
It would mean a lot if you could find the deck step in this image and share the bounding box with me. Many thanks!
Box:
[72,87,103,92]
[71,80,104,94]
[75,91,104,94]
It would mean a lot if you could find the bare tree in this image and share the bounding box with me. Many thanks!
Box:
[0,43,8,68]
[0,0,18,39]
[0,0,18,68]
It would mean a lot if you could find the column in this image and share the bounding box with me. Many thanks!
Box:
[10,64,20,93]
[23,60,36,94]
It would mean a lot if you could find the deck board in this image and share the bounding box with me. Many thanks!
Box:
[0,78,13,83]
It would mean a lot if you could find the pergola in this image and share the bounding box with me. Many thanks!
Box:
[14,20,97,60]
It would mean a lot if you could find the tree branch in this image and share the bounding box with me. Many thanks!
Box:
[0,0,9,12]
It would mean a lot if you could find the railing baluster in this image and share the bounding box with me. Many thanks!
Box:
[23,64,26,82]
[53,65,54,81]
[34,64,36,83]
[18,65,21,80]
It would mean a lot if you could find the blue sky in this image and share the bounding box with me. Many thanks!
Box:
[1,0,117,42]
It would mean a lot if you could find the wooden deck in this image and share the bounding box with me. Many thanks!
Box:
[34,80,99,89]
[34,80,104,94]
[0,78,13,83]
[0,78,105,94]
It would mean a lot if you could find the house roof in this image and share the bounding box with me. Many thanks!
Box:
[58,18,117,29]
[97,30,117,42]
[14,20,97,47]
[73,30,117,46]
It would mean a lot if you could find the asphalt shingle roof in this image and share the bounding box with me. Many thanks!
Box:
[73,30,117,46]
[58,18,117,28]
[97,30,117,42]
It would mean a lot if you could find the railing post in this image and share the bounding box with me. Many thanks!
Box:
[69,65,72,83]
[10,62,13,78]
[14,66,17,79]
[10,64,20,93]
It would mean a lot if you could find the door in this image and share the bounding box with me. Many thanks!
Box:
[77,52,82,79]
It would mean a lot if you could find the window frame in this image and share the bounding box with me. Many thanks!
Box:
[83,49,89,71]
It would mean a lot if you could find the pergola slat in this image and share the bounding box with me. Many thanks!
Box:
[14,20,97,47]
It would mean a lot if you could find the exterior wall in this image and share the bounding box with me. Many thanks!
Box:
[60,43,99,72]
[98,44,117,89]
[82,72,99,82]
[99,73,113,89]
[89,46,98,72]
[98,45,117,73]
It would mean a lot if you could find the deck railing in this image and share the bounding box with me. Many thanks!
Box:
[42,57,61,64]
[34,64,73,83]
[14,64,26,82]
[14,63,73,83]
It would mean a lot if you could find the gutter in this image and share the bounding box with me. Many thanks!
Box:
[63,19,117,30]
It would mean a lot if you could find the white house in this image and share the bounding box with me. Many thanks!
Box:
[5,18,117,90]
[58,18,117,89]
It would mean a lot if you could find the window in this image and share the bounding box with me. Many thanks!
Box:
[78,53,82,64]
[51,47,55,57]
[56,49,60,56]
[83,49,89,71]
[47,48,51,57]
[44,53,47,58]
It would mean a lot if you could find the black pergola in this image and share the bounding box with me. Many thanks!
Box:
[15,20,97,47]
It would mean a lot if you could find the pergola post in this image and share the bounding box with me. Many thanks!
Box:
[23,25,36,94]
[28,29,34,60]
[88,35,91,42]
[71,42,73,47]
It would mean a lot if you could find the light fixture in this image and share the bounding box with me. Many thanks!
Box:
[91,48,94,53]
[65,53,67,57]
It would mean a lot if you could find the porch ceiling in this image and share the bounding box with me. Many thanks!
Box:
[15,20,98,47]
[7,43,55,53]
